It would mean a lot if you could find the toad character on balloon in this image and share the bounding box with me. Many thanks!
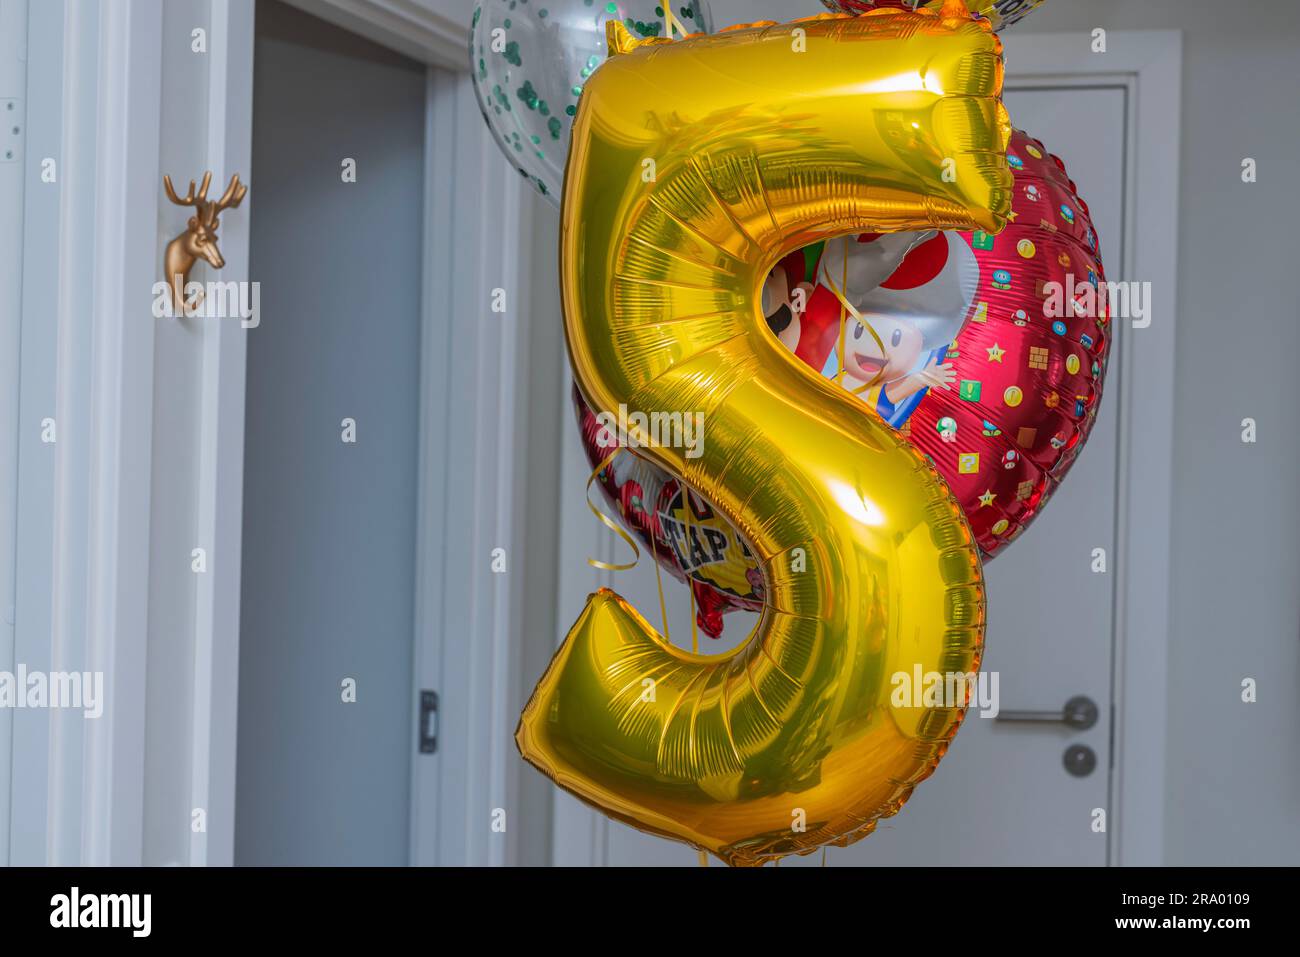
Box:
[780,232,980,428]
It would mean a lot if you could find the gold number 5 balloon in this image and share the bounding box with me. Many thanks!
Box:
[518,3,1012,866]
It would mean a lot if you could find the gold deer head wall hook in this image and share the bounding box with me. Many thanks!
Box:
[162,170,247,312]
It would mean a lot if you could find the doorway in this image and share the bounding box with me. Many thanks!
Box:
[235,0,426,866]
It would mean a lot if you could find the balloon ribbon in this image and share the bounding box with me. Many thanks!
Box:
[584,449,640,571]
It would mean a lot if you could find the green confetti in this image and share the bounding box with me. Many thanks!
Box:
[516,79,541,110]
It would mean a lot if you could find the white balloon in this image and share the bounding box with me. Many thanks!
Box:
[469,0,715,207]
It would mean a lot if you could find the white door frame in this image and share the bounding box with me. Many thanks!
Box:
[0,0,27,867]
[19,0,534,865]
[188,0,256,868]
[282,0,469,67]
[550,29,1183,867]
[410,65,536,866]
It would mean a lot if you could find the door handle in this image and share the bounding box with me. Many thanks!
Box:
[995,695,1098,730]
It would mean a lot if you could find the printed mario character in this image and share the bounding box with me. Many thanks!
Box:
[761,250,815,351]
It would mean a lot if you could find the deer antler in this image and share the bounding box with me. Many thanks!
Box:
[212,173,247,212]
[163,170,213,207]
[200,173,247,227]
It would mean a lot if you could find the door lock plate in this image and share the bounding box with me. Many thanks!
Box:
[419,690,438,754]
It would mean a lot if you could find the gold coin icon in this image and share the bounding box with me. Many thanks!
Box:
[992,519,1010,535]
[1066,354,1081,375]
[1004,386,1023,407]
[1017,239,1036,258]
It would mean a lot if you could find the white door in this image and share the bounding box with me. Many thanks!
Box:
[551,69,1133,868]
[781,83,1129,867]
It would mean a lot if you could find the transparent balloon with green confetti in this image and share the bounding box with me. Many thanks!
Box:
[469,0,714,207]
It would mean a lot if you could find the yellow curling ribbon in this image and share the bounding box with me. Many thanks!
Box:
[663,5,684,41]
[826,236,893,397]
[519,1,1009,866]
[584,449,641,572]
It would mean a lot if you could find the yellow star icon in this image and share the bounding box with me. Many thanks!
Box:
[979,490,996,507]
[987,343,1006,363]
[1006,210,1019,222]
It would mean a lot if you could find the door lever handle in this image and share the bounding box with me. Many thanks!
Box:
[995,695,1098,730]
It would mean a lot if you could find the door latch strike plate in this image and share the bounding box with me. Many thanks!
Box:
[419,690,439,754]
